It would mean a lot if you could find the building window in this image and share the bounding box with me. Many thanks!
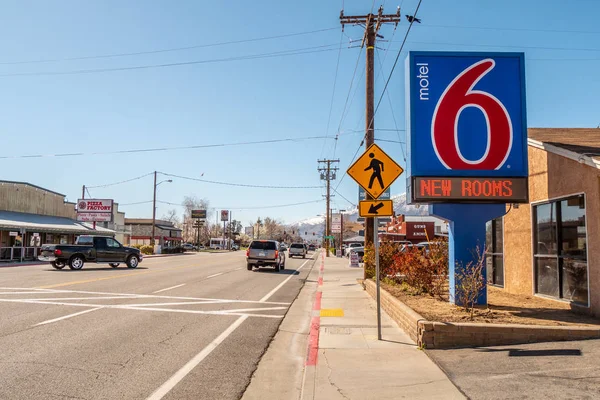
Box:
[485,218,504,287]
[533,194,587,306]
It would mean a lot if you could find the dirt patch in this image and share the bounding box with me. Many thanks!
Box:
[381,281,600,327]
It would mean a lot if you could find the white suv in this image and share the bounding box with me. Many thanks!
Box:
[344,243,363,257]
[288,243,307,258]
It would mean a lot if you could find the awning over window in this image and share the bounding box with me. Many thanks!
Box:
[0,210,115,236]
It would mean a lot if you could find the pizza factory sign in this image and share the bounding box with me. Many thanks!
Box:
[77,199,113,222]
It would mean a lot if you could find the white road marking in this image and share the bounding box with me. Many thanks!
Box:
[259,258,310,302]
[220,306,286,313]
[146,315,248,400]
[34,307,103,327]
[19,296,141,301]
[206,272,224,279]
[146,256,312,400]
[122,306,284,319]
[0,287,290,305]
[0,298,284,319]
[152,284,186,294]
[122,300,228,307]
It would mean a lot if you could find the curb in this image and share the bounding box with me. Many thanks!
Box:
[364,279,600,349]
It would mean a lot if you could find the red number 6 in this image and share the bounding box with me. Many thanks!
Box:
[431,59,512,170]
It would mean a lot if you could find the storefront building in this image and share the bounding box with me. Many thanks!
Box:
[491,129,600,316]
[381,214,448,243]
[125,219,183,248]
[0,180,114,262]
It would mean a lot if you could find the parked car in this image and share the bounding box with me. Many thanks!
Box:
[348,246,365,263]
[289,242,307,258]
[415,242,430,254]
[197,244,206,250]
[231,244,240,251]
[38,235,143,270]
[182,243,197,251]
[246,240,286,271]
[344,243,363,257]
[308,244,316,251]
[280,244,288,251]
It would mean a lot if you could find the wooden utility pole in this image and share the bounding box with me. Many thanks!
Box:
[340,6,401,253]
[81,185,85,199]
[318,159,339,257]
[151,171,157,247]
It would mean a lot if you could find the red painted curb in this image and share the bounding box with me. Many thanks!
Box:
[306,316,321,366]
[318,277,323,286]
[313,291,322,311]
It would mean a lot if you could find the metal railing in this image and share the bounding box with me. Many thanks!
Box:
[0,247,40,262]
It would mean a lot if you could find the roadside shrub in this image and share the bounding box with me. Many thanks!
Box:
[140,245,154,255]
[391,240,448,298]
[363,240,401,280]
[455,245,486,320]
[130,244,143,250]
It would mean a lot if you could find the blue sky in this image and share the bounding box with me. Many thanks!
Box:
[1,0,599,226]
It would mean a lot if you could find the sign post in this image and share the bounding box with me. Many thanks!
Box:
[406,51,528,306]
[374,216,381,340]
[347,143,404,341]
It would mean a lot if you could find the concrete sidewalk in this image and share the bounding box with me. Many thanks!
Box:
[243,251,465,400]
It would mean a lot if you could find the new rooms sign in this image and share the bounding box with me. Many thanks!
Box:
[406,52,528,203]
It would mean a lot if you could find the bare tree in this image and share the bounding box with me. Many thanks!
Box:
[161,209,180,225]
[181,196,211,244]
[263,217,284,239]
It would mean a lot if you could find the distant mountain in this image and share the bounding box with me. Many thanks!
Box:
[288,193,429,238]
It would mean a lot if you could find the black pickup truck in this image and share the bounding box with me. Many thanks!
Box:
[38,235,143,270]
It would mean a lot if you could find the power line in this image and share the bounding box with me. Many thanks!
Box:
[0,44,343,78]
[332,47,364,157]
[159,172,322,189]
[0,27,339,66]
[156,199,324,210]
[0,135,334,160]
[320,30,345,158]
[424,23,600,36]
[86,172,154,189]
[396,40,600,53]
[332,188,357,208]
[376,48,406,161]
[119,200,154,206]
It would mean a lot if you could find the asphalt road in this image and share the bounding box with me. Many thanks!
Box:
[0,250,318,400]
[427,338,600,400]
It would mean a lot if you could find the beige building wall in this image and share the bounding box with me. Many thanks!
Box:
[503,145,600,316]
[0,182,76,218]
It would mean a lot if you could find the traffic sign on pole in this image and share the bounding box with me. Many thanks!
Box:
[347,143,403,199]
[359,200,394,217]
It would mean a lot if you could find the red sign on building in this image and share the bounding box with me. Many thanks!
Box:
[405,221,435,241]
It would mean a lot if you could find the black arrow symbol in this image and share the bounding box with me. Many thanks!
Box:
[368,202,384,214]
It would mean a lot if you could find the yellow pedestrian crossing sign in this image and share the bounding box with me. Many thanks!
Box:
[347,143,403,200]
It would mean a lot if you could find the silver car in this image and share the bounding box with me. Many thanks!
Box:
[288,243,307,258]
[246,240,286,271]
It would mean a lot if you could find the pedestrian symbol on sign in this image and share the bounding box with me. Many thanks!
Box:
[365,152,384,190]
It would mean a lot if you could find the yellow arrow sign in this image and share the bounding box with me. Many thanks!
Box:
[359,200,394,217]
[347,143,404,199]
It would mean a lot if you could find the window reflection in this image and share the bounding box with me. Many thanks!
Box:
[534,195,587,306]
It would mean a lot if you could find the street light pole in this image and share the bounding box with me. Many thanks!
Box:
[151,173,173,249]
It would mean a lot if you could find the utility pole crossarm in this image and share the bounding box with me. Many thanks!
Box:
[318,159,340,258]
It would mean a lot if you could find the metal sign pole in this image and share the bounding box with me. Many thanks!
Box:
[375,216,381,340]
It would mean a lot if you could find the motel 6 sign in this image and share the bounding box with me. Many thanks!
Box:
[406,52,528,204]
